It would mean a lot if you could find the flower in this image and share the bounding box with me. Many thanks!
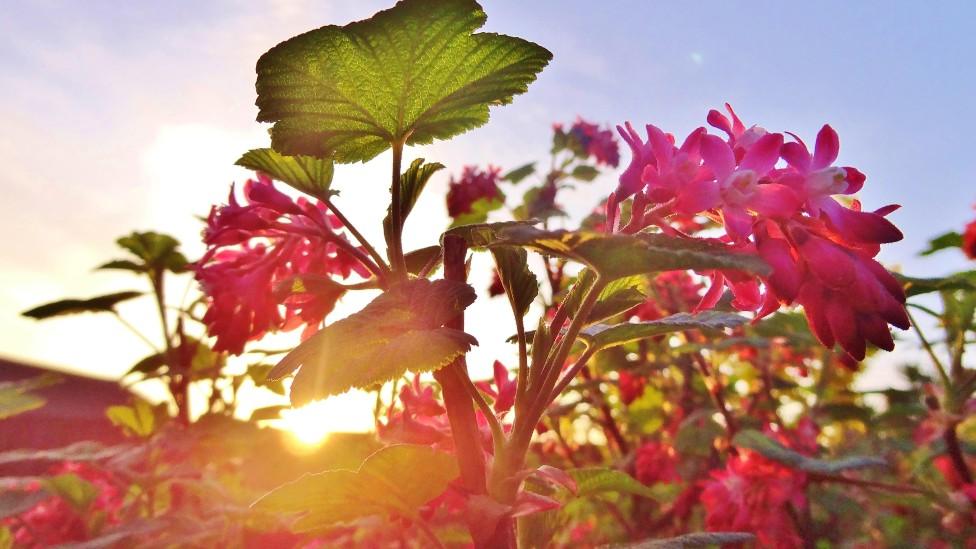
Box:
[568,117,620,167]
[634,441,680,485]
[613,106,908,361]
[617,371,646,405]
[195,174,369,354]
[446,165,502,218]
[475,361,517,414]
[964,210,976,259]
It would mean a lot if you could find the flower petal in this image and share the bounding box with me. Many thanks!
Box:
[700,134,735,183]
[749,183,801,218]
[812,125,839,170]
[739,132,784,174]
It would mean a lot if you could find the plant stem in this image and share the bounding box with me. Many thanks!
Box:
[944,421,975,489]
[513,313,529,416]
[388,140,407,280]
[111,311,161,353]
[457,368,506,453]
[907,307,952,389]
[324,198,390,277]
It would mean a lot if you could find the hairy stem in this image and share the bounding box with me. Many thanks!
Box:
[388,140,407,280]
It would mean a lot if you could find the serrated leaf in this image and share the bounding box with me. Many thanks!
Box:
[255,0,552,162]
[253,444,458,531]
[570,164,599,182]
[568,467,664,501]
[271,279,477,404]
[384,158,445,240]
[446,223,769,281]
[733,429,887,474]
[584,275,646,323]
[896,271,976,297]
[580,311,748,352]
[236,148,336,200]
[43,474,98,512]
[22,291,143,319]
[617,532,756,548]
[920,231,963,256]
[106,401,156,438]
[404,245,442,276]
[503,162,535,183]
[490,247,538,317]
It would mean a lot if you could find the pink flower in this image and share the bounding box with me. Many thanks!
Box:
[569,117,620,167]
[617,371,646,405]
[964,210,976,259]
[446,165,502,218]
[195,175,369,355]
[475,361,517,414]
[634,441,680,485]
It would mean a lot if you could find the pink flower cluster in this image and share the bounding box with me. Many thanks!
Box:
[567,117,620,167]
[964,209,976,259]
[195,174,369,354]
[614,105,908,361]
[446,165,502,219]
[700,420,817,549]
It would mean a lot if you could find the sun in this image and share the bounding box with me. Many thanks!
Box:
[276,391,376,447]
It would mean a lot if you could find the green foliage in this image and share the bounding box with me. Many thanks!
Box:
[620,532,756,548]
[503,162,536,184]
[106,401,157,438]
[253,444,458,531]
[733,429,887,475]
[43,474,98,512]
[0,374,60,420]
[570,164,599,182]
[568,467,666,501]
[22,291,143,319]
[446,222,770,281]
[450,195,506,227]
[920,231,963,256]
[896,271,976,297]
[110,231,188,273]
[580,311,748,352]
[270,279,478,404]
[254,0,552,162]
[236,148,336,200]
[490,247,538,317]
[384,158,445,239]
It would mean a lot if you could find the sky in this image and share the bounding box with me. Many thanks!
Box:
[2,1,974,429]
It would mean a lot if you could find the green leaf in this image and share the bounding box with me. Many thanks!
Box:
[896,271,976,297]
[126,353,167,376]
[270,279,477,404]
[446,223,770,281]
[106,401,156,438]
[490,247,538,317]
[236,148,336,200]
[620,532,756,548]
[43,474,98,512]
[404,245,442,276]
[0,374,60,419]
[733,429,887,474]
[384,158,445,240]
[253,444,459,531]
[580,311,748,352]
[568,467,665,501]
[96,259,144,273]
[22,291,143,319]
[570,164,599,182]
[920,231,963,256]
[255,0,552,162]
[449,195,505,228]
[502,162,535,184]
[584,274,646,323]
[116,231,188,273]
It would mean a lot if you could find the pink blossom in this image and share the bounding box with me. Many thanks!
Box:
[569,117,620,167]
[446,165,502,218]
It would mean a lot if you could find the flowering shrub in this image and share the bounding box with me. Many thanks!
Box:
[7,0,976,547]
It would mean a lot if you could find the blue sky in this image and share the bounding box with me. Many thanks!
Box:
[1,1,973,416]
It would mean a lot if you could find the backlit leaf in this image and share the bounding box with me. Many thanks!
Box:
[920,231,963,256]
[568,467,665,501]
[106,401,156,438]
[446,223,769,281]
[116,231,188,273]
[384,158,445,240]
[0,374,60,420]
[255,0,552,162]
[490,247,538,317]
[253,444,458,531]
[896,271,976,297]
[733,429,888,474]
[22,291,143,319]
[43,474,98,512]
[580,311,748,352]
[271,279,477,404]
[503,162,536,184]
[236,148,336,200]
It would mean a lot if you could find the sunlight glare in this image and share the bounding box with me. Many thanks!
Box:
[278,391,375,447]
